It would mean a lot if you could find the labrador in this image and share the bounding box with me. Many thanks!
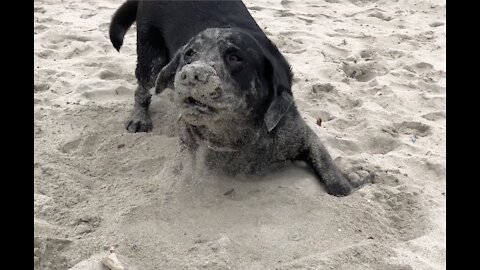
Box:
[109,0,373,196]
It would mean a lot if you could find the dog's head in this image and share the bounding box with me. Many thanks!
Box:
[155,27,294,132]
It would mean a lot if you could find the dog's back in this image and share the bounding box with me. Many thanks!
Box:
[110,0,263,56]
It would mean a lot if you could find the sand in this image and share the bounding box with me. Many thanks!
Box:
[34,0,446,269]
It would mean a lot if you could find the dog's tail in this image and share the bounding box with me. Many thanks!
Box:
[109,0,138,52]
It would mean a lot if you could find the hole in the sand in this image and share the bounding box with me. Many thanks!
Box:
[421,111,445,121]
[341,62,385,82]
[393,121,432,137]
[360,50,376,60]
[429,22,444,27]
[360,132,401,155]
[355,71,377,82]
[311,83,335,94]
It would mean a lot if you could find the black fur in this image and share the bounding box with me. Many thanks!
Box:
[109,0,138,52]
[109,0,373,196]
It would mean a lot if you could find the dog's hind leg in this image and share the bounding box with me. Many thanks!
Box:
[126,25,168,133]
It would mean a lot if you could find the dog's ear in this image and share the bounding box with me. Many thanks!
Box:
[263,53,294,132]
[155,47,183,94]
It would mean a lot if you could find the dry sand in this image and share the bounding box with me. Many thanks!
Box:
[34,0,446,269]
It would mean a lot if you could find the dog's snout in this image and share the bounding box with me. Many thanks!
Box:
[179,64,213,85]
[175,62,222,100]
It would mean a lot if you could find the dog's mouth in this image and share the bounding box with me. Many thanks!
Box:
[183,96,217,113]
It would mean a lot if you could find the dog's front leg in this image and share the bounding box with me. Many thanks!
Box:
[125,85,153,133]
[301,127,374,196]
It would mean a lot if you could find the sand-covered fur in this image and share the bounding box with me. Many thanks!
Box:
[112,1,372,196]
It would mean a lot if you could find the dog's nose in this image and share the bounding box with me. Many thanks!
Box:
[176,62,222,99]
[178,64,211,85]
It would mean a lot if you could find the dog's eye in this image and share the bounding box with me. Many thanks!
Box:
[228,54,242,63]
[185,48,196,57]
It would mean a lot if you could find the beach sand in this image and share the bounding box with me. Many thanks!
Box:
[34,0,446,269]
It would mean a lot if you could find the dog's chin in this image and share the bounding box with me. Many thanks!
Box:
[178,101,219,126]
[174,92,251,127]
[179,106,245,128]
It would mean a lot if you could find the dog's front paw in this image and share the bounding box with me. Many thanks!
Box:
[125,115,152,133]
[325,179,353,197]
[325,169,374,197]
[346,168,375,188]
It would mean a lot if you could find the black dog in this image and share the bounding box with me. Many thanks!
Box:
[109,0,373,196]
